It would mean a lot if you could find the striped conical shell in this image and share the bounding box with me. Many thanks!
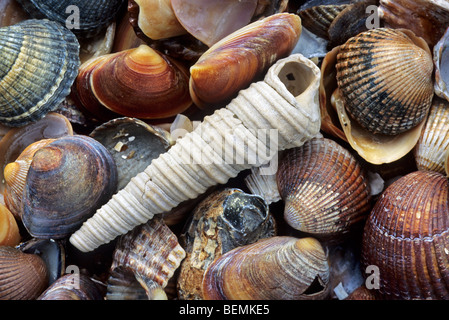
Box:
[362,170,449,299]
[0,19,80,127]
[276,137,371,239]
[69,53,322,252]
[202,236,330,300]
[414,97,449,173]
[336,28,434,135]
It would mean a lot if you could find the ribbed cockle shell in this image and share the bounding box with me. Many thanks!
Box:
[69,53,321,252]
[189,12,302,109]
[0,19,80,127]
[336,27,434,136]
[74,44,192,121]
[276,137,371,240]
[362,170,449,299]
[202,236,330,300]
[0,246,49,299]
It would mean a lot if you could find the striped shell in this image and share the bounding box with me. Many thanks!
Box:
[38,273,105,300]
[335,28,434,136]
[110,216,186,299]
[298,4,349,40]
[189,13,301,109]
[0,19,80,127]
[414,97,449,173]
[69,53,322,253]
[15,0,125,38]
[202,236,331,300]
[276,137,371,240]
[0,246,49,300]
[362,170,449,299]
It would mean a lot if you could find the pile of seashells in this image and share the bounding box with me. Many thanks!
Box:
[0,0,449,301]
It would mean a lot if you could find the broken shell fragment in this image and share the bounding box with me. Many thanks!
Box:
[202,236,331,300]
[74,44,192,121]
[69,53,321,252]
[276,137,371,240]
[177,188,276,300]
[0,19,80,127]
[110,217,185,299]
[189,12,302,109]
[335,28,434,136]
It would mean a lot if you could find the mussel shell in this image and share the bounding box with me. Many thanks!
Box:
[276,137,371,240]
[434,26,449,102]
[0,19,80,127]
[202,236,331,300]
[298,4,349,40]
[335,28,434,136]
[362,170,449,299]
[15,0,126,38]
[21,135,118,239]
[0,246,49,299]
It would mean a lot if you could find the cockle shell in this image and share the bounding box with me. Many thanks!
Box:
[177,188,276,300]
[378,0,449,47]
[202,236,331,300]
[298,4,349,40]
[0,246,49,300]
[0,202,20,246]
[73,44,192,121]
[15,0,125,38]
[414,97,449,174]
[0,19,80,127]
[69,53,322,252]
[362,170,449,299]
[276,137,371,240]
[110,216,185,300]
[20,135,118,239]
[189,12,302,109]
[335,27,434,136]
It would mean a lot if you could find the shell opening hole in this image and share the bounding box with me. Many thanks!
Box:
[278,61,315,97]
[302,275,326,296]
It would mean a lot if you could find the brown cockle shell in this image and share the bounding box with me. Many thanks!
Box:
[414,97,449,174]
[177,188,276,300]
[336,27,434,136]
[202,236,331,300]
[21,135,118,239]
[276,137,371,240]
[189,12,301,109]
[378,0,449,47]
[110,216,186,299]
[362,170,449,299]
[74,44,192,121]
[0,246,49,300]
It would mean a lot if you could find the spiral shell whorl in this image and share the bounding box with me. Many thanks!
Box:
[70,54,321,252]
